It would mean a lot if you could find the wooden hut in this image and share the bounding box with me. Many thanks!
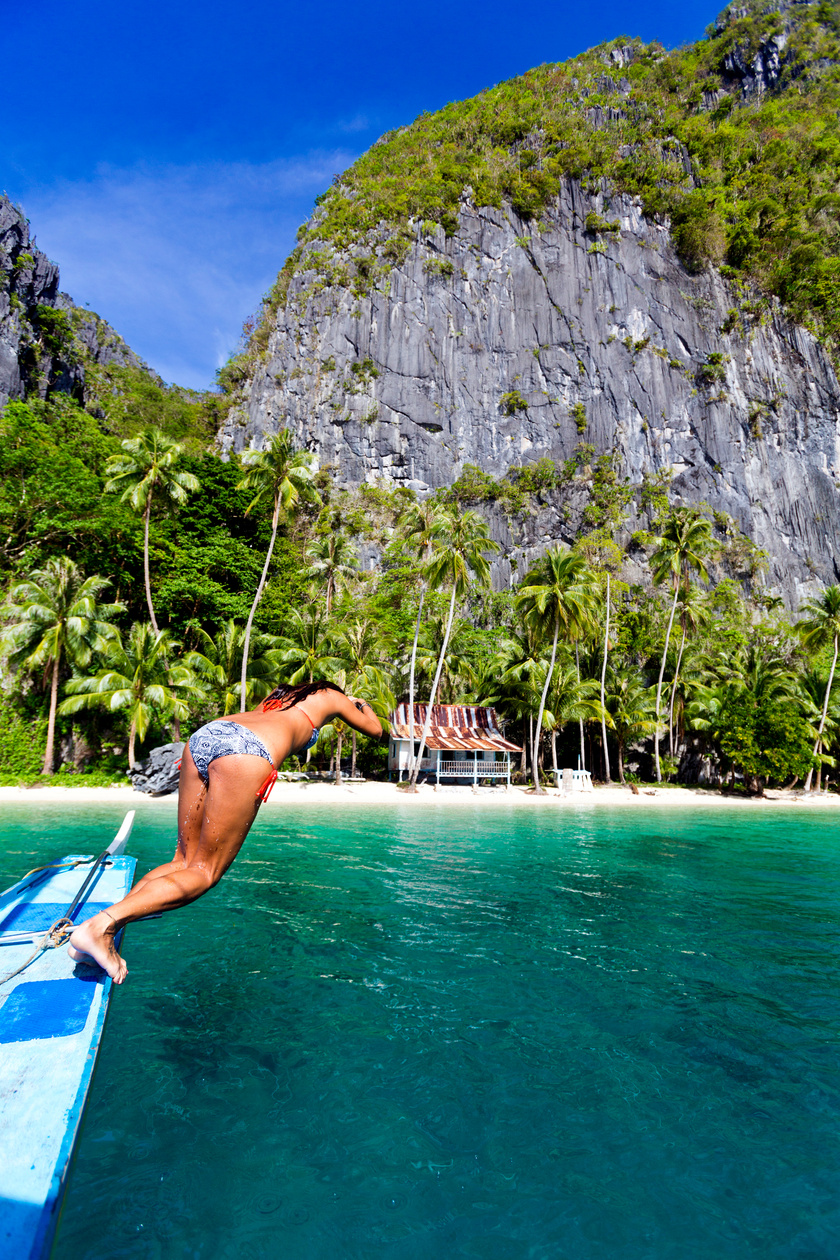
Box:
[389,704,521,785]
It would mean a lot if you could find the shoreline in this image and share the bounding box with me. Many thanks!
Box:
[0,780,839,808]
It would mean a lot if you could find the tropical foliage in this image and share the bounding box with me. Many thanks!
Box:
[0,558,122,774]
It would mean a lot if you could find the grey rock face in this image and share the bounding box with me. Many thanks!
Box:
[220,177,840,607]
[0,196,147,407]
[129,742,185,795]
[0,197,59,405]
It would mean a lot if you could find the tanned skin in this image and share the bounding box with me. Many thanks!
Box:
[68,691,383,983]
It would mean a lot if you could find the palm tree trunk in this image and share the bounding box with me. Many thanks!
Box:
[532,615,559,794]
[335,730,343,785]
[600,573,611,785]
[668,624,687,761]
[551,729,558,777]
[575,642,585,770]
[351,730,357,779]
[617,740,625,785]
[805,632,838,791]
[409,583,458,790]
[406,586,426,780]
[128,715,137,770]
[654,581,680,783]
[42,657,60,776]
[240,499,280,712]
[143,495,159,634]
[519,723,527,778]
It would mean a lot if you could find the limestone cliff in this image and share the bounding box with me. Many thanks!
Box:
[216,0,840,605]
[219,179,839,604]
[0,196,146,407]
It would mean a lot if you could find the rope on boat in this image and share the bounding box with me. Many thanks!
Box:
[0,847,114,987]
[18,860,86,881]
[0,916,77,986]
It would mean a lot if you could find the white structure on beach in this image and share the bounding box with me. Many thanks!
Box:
[553,767,594,792]
[389,704,521,785]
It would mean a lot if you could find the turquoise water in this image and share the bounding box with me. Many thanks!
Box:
[1,800,839,1259]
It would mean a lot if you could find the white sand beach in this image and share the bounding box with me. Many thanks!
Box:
[0,780,838,809]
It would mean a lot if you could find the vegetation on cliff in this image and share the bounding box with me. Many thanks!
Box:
[229,0,840,379]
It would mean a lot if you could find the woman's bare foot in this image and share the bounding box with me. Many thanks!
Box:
[68,911,128,984]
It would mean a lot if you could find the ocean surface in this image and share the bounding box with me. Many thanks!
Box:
[0,798,838,1260]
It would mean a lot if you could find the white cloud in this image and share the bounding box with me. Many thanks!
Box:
[337,114,373,133]
[20,152,359,390]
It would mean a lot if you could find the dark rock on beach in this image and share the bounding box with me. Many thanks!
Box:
[129,743,185,796]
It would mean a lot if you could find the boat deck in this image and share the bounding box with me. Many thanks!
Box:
[0,838,136,1260]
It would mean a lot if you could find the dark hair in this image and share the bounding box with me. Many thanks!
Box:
[262,680,345,712]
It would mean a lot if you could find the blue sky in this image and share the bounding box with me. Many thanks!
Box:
[7,1,719,389]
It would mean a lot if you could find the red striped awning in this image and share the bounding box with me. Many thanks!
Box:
[390,704,521,753]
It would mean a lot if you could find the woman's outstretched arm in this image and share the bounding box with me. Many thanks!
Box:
[339,694,385,739]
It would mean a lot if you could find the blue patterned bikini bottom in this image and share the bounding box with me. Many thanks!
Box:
[188,720,274,786]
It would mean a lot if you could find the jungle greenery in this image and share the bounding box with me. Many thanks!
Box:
[226,0,840,395]
[0,393,836,795]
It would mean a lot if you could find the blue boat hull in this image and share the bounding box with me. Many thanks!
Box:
[0,813,137,1260]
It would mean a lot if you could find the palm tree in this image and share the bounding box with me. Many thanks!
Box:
[572,566,604,773]
[415,613,474,705]
[475,628,543,780]
[394,500,446,780]
[545,654,605,778]
[687,640,802,785]
[104,427,199,633]
[721,640,800,705]
[276,604,340,684]
[332,618,394,778]
[797,667,838,790]
[184,620,282,715]
[603,664,657,784]
[667,586,709,760]
[650,509,713,781]
[599,571,612,783]
[236,429,319,710]
[515,549,593,792]
[408,508,499,790]
[59,623,199,768]
[1,558,122,775]
[304,531,358,613]
[798,586,840,790]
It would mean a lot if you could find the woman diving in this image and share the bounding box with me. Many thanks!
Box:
[67,681,383,983]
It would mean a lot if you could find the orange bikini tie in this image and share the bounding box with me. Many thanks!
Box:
[255,768,278,804]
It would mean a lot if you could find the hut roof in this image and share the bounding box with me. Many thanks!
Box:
[390,704,521,753]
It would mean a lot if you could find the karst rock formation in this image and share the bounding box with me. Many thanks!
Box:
[220,180,839,602]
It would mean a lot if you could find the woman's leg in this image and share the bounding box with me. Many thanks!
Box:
[68,752,271,983]
[128,746,208,894]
